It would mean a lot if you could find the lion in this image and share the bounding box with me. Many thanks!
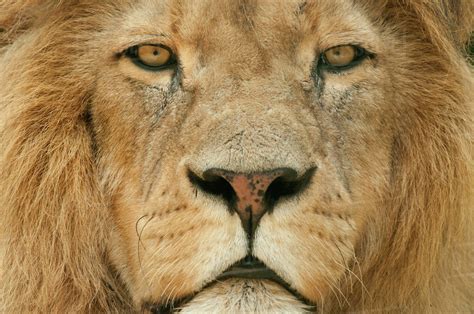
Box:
[0,0,473,313]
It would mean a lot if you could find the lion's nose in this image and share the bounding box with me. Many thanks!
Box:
[189,167,315,237]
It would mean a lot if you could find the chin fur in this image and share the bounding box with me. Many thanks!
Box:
[179,279,312,313]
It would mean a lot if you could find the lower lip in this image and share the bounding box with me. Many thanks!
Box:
[216,266,316,310]
[147,266,317,313]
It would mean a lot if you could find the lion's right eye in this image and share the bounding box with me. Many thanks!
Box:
[323,46,357,67]
[124,44,177,71]
[319,45,369,72]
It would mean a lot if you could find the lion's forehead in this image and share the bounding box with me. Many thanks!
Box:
[117,0,377,69]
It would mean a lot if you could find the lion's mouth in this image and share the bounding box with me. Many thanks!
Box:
[216,256,312,303]
[146,256,316,313]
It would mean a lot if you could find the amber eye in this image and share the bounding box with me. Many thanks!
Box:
[323,45,356,66]
[321,45,367,70]
[125,44,176,70]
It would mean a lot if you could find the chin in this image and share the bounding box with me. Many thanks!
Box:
[143,257,316,314]
[155,280,313,314]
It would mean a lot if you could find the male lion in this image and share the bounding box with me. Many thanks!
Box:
[0,0,473,313]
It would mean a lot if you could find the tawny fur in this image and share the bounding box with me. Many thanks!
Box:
[0,0,473,313]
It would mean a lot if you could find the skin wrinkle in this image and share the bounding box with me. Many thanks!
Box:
[310,74,353,196]
[327,86,357,196]
[140,81,181,202]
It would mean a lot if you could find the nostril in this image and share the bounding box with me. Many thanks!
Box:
[188,169,236,205]
[188,166,316,238]
[188,166,316,207]
[265,167,316,208]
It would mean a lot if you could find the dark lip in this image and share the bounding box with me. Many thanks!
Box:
[147,256,316,313]
[217,256,315,308]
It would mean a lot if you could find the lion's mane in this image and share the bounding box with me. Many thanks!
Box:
[0,0,473,312]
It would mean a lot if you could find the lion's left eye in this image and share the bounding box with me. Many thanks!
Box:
[124,44,176,71]
[320,45,367,70]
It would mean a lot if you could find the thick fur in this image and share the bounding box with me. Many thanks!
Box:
[0,0,473,313]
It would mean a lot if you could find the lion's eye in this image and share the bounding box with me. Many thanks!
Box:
[320,45,367,70]
[125,44,176,70]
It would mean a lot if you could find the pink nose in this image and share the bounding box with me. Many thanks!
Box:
[200,168,299,237]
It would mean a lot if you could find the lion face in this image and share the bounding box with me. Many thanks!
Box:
[1,0,472,313]
[91,0,395,311]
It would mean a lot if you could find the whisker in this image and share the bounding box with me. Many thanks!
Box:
[135,214,150,249]
[135,213,156,298]
[139,214,156,252]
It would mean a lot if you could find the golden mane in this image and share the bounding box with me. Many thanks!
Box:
[0,0,473,312]
[0,2,133,311]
